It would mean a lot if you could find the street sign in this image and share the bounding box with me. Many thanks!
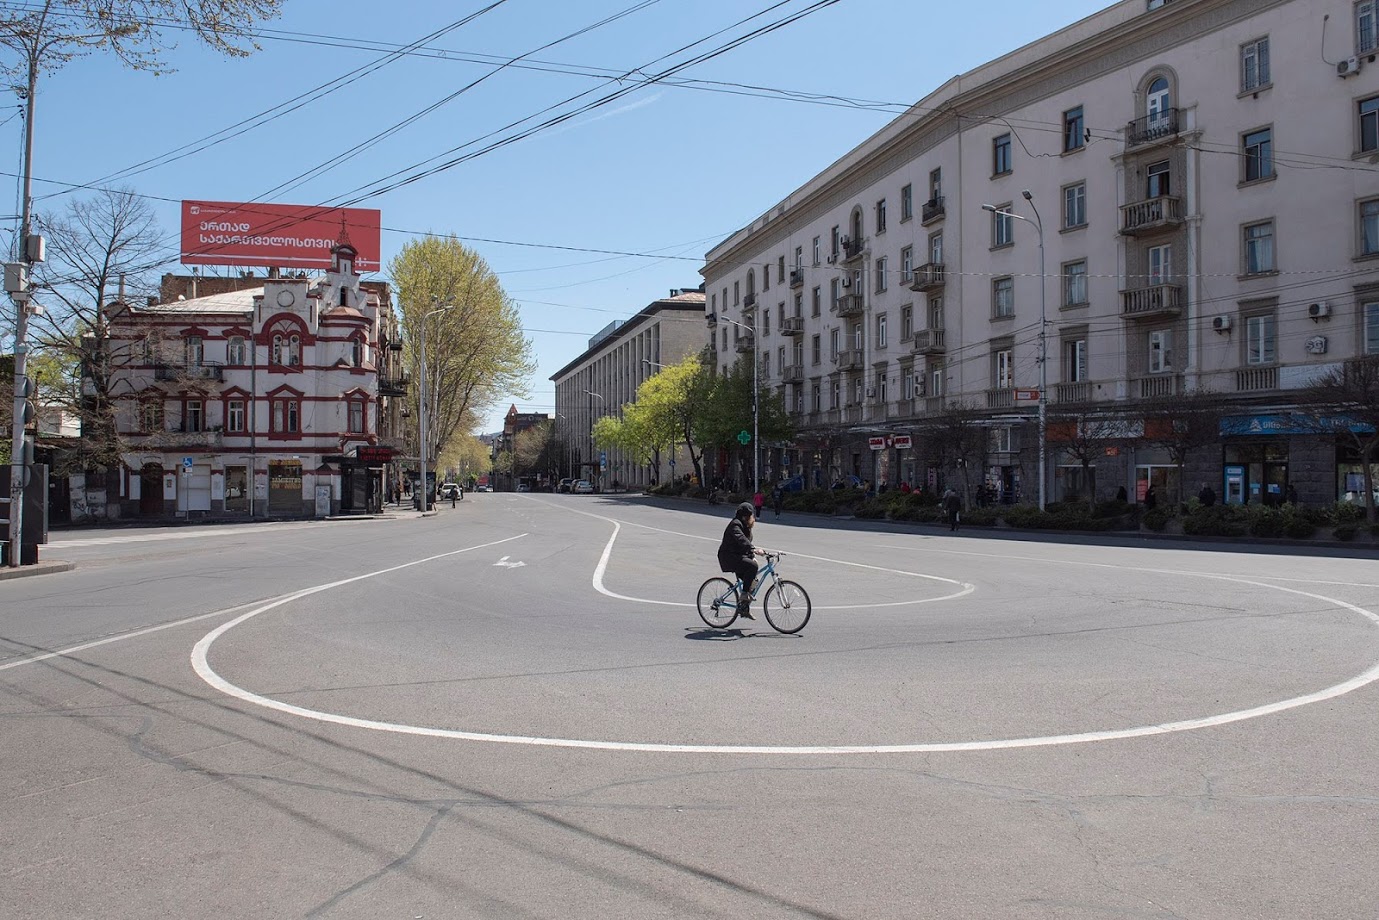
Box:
[868,436,886,450]
[1014,388,1041,401]
[182,456,194,474]
[893,435,913,450]
[737,430,751,445]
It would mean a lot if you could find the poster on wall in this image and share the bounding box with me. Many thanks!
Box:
[211,472,225,502]
[162,473,177,500]
[254,472,268,501]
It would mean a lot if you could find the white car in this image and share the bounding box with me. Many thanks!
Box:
[572,480,594,494]
[516,482,532,493]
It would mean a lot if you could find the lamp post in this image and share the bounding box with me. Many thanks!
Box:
[983,191,1047,510]
[555,413,573,481]
[417,301,454,511]
[716,315,759,492]
[584,389,604,489]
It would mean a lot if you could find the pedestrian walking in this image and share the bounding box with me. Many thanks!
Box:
[942,488,961,532]
[1143,485,1157,511]
[771,484,784,518]
[753,488,765,518]
[1197,483,1217,506]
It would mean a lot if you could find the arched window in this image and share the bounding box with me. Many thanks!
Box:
[1147,76,1171,125]
[227,336,246,365]
[348,398,365,433]
[288,334,301,366]
[351,336,366,367]
[272,334,285,365]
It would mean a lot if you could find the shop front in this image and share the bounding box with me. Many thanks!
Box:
[268,459,304,515]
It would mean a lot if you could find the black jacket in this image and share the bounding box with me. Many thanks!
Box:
[717,517,754,570]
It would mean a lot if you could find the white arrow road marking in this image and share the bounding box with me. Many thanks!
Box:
[494,556,526,568]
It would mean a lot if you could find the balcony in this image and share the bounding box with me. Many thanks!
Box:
[706,313,718,329]
[780,315,805,336]
[155,362,224,382]
[1236,366,1279,392]
[781,364,804,384]
[833,293,865,317]
[789,268,804,288]
[889,399,918,420]
[921,196,946,225]
[912,328,946,355]
[986,388,1015,410]
[841,237,866,263]
[1136,373,1183,399]
[925,395,948,415]
[1054,381,1092,404]
[908,262,945,293]
[835,350,863,371]
[1125,107,1180,149]
[742,292,757,311]
[734,335,756,354]
[379,373,411,397]
[1120,283,1183,319]
[1119,195,1184,236]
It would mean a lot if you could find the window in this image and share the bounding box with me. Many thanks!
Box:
[812,236,820,265]
[1360,0,1377,54]
[929,232,943,265]
[794,246,803,270]
[993,277,1014,317]
[852,323,864,350]
[1366,301,1379,353]
[1146,76,1172,126]
[1149,330,1173,373]
[901,246,913,284]
[877,371,887,402]
[876,198,887,234]
[812,286,821,316]
[794,292,803,316]
[877,314,888,348]
[901,305,913,340]
[930,362,945,397]
[1243,221,1276,274]
[1241,37,1270,92]
[929,167,942,202]
[992,206,1014,247]
[1361,96,1379,153]
[812,334,821,365]
[184,335,203,367]
[793,340,803,368]
[272,334,285,365]
[185,399,204,433]
[1242,127,1274,182]
[928,296,944,330]
[734,281,740,305]
[1066,338,1088,382]
[778,255,786,285]
[830,328,839,360]
[348,399,365,433]
[763,310,771,337]
[1146,160,1171,198]
[1148,244,1172,285]
[903,371,915,400]
[901,184,913,221]
[831,379,841,409]
[271,397,301,434]
[351,336,366,367]
[875,257,888,293]
[1063,260,1088,306]
[1063,182,1087,229]
[811,383,821,411]
[830,277,840,308]
[830,226,839,258]
[227,398,245,433]
[1246,314,1277,364]
[993,348,1013,388]
[141,399,164,433]
[227,336,246,365]
[1063,106,1085,152]
[1361,199,1379,256]
[762,352,770,377]
[993,133,1012,175]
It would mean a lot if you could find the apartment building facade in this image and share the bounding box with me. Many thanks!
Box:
[551,289,706,490]
[702,0,1379,505]
[99,239,406,518]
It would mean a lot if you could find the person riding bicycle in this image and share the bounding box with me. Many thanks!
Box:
[718,502,766,619]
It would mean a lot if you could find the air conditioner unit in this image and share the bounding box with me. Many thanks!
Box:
[1308,301,1331,320]
[865,386,877,398]
[1338,57,1363,77]
[826,254,838,264]
[840,236,851,247]
[1212,315,1233,333]
[840,276,852,288]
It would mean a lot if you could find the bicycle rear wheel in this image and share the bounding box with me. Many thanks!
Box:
[763,579,811,633]
[696,577,740,629]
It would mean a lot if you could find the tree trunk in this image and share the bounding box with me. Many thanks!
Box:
[1363,440,1377,525]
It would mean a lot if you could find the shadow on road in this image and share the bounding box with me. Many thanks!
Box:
[683,627,801,641]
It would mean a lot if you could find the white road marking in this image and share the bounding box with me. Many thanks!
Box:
[493,556,526,568]
[50,519,380,548]
[190,515,1379,755]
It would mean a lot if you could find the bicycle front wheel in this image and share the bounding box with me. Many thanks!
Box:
[696,577,740,629]
[763,579,811,633]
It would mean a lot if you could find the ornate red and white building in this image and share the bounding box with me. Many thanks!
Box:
[103,238,405,518]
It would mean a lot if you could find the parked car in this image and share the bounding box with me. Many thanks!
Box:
[558,478,574,493]
[476,482,493,493]
[572,479,594,494]
[438,483,461,500]
[516,482,531,493]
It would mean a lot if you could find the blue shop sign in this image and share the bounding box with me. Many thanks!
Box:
[1220,413,1373,436]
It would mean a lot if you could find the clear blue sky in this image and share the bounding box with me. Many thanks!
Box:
[5,0,1111,433]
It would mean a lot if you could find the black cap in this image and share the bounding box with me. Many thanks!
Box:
[736,502,755,519]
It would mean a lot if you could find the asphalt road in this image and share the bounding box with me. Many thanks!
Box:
[3,494,1379,919]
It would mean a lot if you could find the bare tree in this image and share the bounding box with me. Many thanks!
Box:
[1048,409,1131,509]
[916,402,987,501]
[1296,356,1379,523]
[1140,389,1227,505]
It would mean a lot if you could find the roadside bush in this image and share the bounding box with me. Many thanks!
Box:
[1284,516,1317,539]
[1002,504,1116,531]
[853,498,888,519]
[1181,504,1247,537]
[891,503,942,523]
[1334,523,1357,541]
[1094,499,1135,519]
[961,507,1000,527]
[1246,506,1286,538]
[1329,501,1366,525]
[1141,505,1177,532]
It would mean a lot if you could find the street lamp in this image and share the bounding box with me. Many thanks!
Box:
[417,301,454,511]
[555,413,573,481]
[715,315,759,492]
[983,190,1047,510]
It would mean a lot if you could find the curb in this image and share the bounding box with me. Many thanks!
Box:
[0,560,76,580]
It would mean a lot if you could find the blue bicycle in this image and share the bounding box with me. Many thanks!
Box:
[696,552,812,633]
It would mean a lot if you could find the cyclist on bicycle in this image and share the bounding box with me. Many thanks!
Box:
[718,502,766,619]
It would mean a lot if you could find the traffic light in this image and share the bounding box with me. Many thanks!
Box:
[17,374,35,430]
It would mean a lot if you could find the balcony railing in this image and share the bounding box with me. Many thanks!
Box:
[1054,381,1092,404]
[909,262,945,293]
[789,268,804,288]
[155,362,224,382]
[835,350,863,371]
[132,429,225,449]
[833,293,865,317]
[780,316,805,336]
[1119,195,1184,236]
[781,364,804,384]
[1137,373,1183,399]
[921,196,945,224]
[1120,283,1183,318]
[742,292,757,310]
[1125,107,1179,148]
[734,335,756,354]
[912,328,946,354]
[1236,365,1279,392]
[841,237,865,262]
[379,374,410,397]
[986,388,1015,409]
[925,395,948,414]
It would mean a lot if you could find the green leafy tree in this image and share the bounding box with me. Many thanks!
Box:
[390,236,535,459]
[698,353,792,487]
[591,352,713,484]
[1297,356,1379,523]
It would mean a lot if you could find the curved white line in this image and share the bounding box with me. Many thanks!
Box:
[193,539,1379,754]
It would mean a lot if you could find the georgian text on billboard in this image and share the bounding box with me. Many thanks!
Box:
[180,201,381,271]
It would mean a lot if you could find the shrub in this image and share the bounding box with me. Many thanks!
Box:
[1141,506,1176,532]
[1334,524,1357,541]
[853,499,888,519]
[1329,501,1366,525]
[1181,504,1246,537]
[1094,499,1135,519]
[1246,506,1286,538]
[961,507,1000,527]
[892,503,942,523]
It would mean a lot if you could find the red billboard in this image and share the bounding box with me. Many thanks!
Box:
[180,200,381,271]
